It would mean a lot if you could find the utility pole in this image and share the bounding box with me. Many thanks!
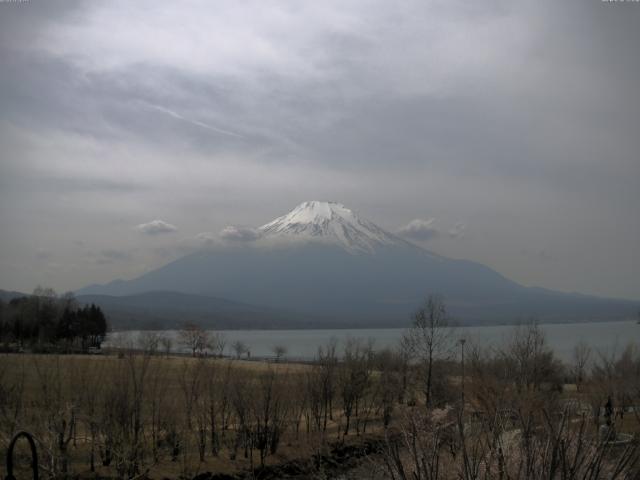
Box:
[459,338,466,412]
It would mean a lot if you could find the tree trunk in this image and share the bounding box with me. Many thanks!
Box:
[426,354,433,407]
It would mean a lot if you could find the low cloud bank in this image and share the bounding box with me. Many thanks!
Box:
[219,225,262,242]
[136,220,178,235]
[397,218,440,241]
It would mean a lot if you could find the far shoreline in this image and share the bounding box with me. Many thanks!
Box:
[107,317,638,333]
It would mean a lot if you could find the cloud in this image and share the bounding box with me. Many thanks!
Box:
[136,220,177,235]
[448,223,466,239]
[219,225,262,242]
[141,101,244,138]
[84,249,133,265]
[190,232,220,249]
[0,1,639,300]
[194,232,216,243]
[99,249,132,263]
[35,248,53,261]
[398,219,467,242]
[520,248,554,264]
[397,219,440,242]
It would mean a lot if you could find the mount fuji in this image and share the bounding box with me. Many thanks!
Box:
[258,201,404,252]
[78,201,638,327]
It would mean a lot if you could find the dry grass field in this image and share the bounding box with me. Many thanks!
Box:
[1,323,639,479]
[0,350,392,479]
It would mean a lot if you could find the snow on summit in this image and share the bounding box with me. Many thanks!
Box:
[259,201,401,253]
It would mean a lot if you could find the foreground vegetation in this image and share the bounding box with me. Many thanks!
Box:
[0,296,639,479]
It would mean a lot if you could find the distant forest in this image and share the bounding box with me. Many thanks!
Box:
[0,287,107,352]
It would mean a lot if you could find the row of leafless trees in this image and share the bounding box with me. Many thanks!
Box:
[1,296,639,479]
[117,325,289,361]
[380,295,640,480]
[0,337,419,478]
[382,406,640,480]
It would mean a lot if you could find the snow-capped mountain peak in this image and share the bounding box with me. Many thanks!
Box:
[259,201,402,253]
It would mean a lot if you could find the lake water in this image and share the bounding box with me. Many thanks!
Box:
[107,320,639,363]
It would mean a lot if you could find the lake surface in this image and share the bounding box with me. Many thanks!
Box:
[107,320,639,363]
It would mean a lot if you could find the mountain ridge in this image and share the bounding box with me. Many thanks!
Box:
[75,201,639,325]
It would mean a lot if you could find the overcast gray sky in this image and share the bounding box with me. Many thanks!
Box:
[1,0,638,300]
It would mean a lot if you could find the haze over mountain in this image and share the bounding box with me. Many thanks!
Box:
[78,202,638,327]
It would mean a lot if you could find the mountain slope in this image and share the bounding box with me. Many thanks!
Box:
[78,202,639,325]
[0,289,28,302]
[76,291,315,330]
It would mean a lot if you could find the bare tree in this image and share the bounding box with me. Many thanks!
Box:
[179,323,209,357]
[572,340,591,392]
[271,344,287,362]
[231,340,249,359]
[404,294,452,407]
[31,356,77,476]
[504,321,562,393]
[339,338,372,436]
[202,360,221,456]
[147,358,169,464]
[74,357,106,472]
[372,348,402,429]
[0,356,26,449]
[289,373,308,439]
[381,353,640,480]
[380,409,445,480]
[590,343,640,427]
[159,334,173,357]
[317,338,338,430]
[208,332,226,357]
[252,368,290,466]
[137,331,161,354]
[396,339,412,405]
